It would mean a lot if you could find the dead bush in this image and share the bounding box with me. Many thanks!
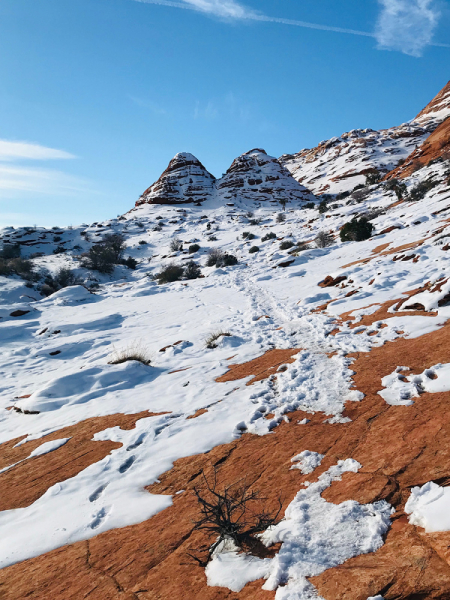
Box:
[189,469,282,566]
[204,330,231,349]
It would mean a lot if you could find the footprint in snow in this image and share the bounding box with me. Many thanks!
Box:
[89,484,108,503]
[126,432,147,451]
[118,455,135,473]
[89,506,111,530]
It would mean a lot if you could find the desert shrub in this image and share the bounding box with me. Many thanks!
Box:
[121,256,138,270]
[206,248,223,267]
[351,188,370,202]
[170,238,183,252]
[80,233,126,273]
[205,330,231,349]
[189,469,282,565]
[276,213,286,223]
[139,240,147,245]
[54,268,79,288]
[303,202,315,210]
[155,263,184,284]
[365,171,381,186]
[315,231,334,248]
[340,217,373,242]
[53,235,62,242]
[249,246,260,253]
[0,259,13,276]
[39,283,57,297]
[385,178,407,200]
[318,199,328,213]
[108,340,152,366]
[216,253,238,268]
[189,244,200,254]
[242,231,255,240]
[279,240,294,250]
[249,218,261,226]
[409,178,438,202]
[53,245,66,254]
[184,260,202,280]
[261,232,276,242]
[0,243,21,259]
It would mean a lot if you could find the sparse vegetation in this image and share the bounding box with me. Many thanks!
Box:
[261,232,276,242]
[107,340,152,366]
[303,202,315,210]
[154,263,185,284]
[315,231,334,248]
[204,331,231,349]
[188,469,282,566]
[365,171,382,186]
[80,233,126,274]
[276,213,286,223]
[385,178,407,200]
[249,246,260,253]
[279,240,294,250]
[340,217,373,242]
[408,178,439,202]
[249,218,261,226]
[242,231,256,240]
[189,244,201,254]
[184,260,202,280]
[206,248,238,268]
[318,199,328,214]
[170,238,183,252]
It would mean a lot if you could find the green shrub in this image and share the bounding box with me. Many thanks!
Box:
[189,244,200,254]
[54,268,79,288]
[276,213,285,223]
[303,202,315,210]
[340,217,373,242]
[249,246,260,253]
[139,240,147,245]
[242,231,255,240]
[216,253,238,267]
[385,178,407,200]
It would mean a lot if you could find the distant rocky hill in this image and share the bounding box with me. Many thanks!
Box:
[136,148,316,209]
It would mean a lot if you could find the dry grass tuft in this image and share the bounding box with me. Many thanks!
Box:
[108,340,152,366]
[204,330,231,349]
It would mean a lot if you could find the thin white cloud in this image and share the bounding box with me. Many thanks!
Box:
[131,0,449,54]
[0,139,76,162]
[0,165,90,196]
[375,0,441,56]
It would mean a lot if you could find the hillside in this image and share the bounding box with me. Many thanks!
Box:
[0,81,450,600]
[279,80,450,197]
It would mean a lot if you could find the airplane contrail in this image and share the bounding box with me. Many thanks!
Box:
[131,0,450,49]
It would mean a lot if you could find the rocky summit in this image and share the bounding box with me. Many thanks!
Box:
[1,80,450,600]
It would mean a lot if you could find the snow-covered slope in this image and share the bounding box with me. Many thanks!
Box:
[280,79,450,196]
[1,84,450,600]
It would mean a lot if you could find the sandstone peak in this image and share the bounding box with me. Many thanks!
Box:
[136,152,215,206]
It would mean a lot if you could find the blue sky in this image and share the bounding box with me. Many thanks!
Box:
[0,0,449,227]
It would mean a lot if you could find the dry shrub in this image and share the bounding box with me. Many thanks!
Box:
[108,340,152,366]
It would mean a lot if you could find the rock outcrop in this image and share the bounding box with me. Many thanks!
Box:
[136,152,216,206]
[216,148,316,206]
[135,149,316,208]
[280,80,450,196]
